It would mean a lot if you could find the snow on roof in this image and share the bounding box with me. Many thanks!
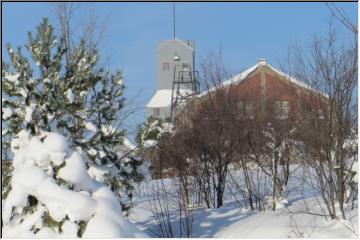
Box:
[266,64,329,98]
[220,64,259,87]
[157,38,194,52]
[174,38,194,51]
[147,89,193,108]
[197,63,258,98]
[198,61,328,98]
[147,90,172,108]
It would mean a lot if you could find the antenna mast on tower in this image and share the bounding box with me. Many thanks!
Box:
[173,2,176,38]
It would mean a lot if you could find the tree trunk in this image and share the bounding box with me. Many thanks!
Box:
[272,151,279,211]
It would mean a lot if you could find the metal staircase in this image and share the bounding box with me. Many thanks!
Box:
[170,64,200,121]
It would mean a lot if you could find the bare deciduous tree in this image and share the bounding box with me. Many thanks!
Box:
[287,21,358,219]
[326,3,358,36]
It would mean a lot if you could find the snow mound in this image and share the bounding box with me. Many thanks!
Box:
[60,220,78,238]
[28,137,51,167]
[58,152,99,191]
[43,132,68,153]
[12,166,47,192]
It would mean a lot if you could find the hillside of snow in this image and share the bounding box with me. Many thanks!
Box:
[128,166,358,238]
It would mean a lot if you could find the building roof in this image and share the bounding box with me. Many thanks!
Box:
[157,38,195,52]
[147,89,193,108]
[147,60,328,111]
[198,60,328,98]
[197,63,258,98]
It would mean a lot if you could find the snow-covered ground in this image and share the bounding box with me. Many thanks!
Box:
[2,132,357,238]
[128,166,358,238]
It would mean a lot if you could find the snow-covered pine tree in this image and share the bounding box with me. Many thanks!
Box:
[136,117,173,149]
[135,117,173,178]
[2,130,147,238]
[2,18,149,214]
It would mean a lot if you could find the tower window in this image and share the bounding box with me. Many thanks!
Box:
[162,63,170,71]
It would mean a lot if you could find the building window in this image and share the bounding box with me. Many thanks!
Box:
[237,101,254,118]
[162,62,170,71]
[275,100,289,119]
[153,108,160,117]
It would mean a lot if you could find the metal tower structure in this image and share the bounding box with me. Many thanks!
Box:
[170,64,200,121]
[169,3,200,121]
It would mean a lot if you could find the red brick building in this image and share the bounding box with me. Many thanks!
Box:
[184,59,328,122]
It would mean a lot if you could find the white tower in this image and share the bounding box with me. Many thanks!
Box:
[146,38,197,120]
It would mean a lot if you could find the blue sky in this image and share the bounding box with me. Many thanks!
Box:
[2,2,357,137]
